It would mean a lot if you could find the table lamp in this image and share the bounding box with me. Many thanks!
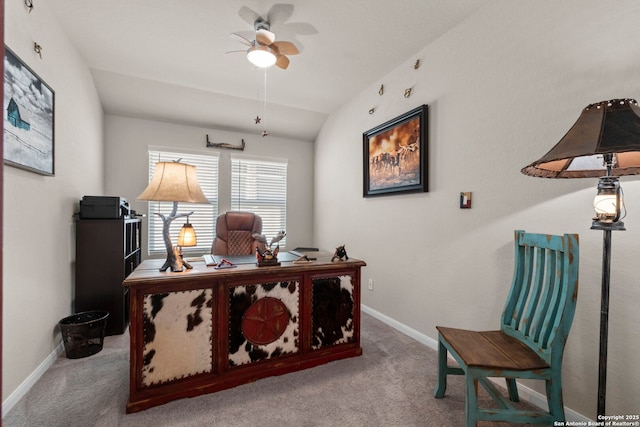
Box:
[521,98,640,417]
[137,160,209,272]
[177,216,197,269]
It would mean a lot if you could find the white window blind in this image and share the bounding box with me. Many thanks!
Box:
[231,155,288,248]
[147,149,218,256]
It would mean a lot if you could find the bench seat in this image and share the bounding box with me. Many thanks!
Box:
[436,327,549,371]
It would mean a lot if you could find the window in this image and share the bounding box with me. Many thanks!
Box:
[231,155,288,248]
[147,148,218,255]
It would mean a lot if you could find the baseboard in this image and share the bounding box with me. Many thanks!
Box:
[362,304,439,350]
[506,382,591,423]
[361,304,591,423]
[2,341,64,418]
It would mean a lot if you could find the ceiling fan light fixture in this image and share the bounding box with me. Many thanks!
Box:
[247,44,277,68]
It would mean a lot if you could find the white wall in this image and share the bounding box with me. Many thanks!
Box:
[104,115,314,255]
[4,0,640,421]
[315,0,640,420]
[2,2,104,403]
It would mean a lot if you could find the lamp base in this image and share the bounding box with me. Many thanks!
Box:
[181,255,193,270]
[155,202,196,273]
[159,247,185,272]
[591,220,625,231]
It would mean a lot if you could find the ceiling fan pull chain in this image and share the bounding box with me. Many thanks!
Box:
[262,68,269,137]
[264,68,268,115]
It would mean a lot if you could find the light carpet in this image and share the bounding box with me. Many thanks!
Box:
[3,313,538,426]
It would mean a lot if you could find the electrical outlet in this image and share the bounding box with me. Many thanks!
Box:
[368,279,374,291]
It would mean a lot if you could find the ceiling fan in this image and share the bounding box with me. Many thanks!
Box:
[228,16,300,69]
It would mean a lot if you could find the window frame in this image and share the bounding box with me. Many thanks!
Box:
[230,154,288,249]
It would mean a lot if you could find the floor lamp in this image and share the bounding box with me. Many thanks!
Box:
[521,99,640,417]
[137,161,209,272]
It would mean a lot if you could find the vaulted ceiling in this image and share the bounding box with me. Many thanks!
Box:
[51,1,491,141]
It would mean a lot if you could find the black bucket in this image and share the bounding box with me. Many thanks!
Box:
[59,311,109,359]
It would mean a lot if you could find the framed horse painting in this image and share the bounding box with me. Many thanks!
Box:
[363,105,428,197]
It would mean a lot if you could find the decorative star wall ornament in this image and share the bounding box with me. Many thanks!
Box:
[262,130,269,137]
[254,116,261,124]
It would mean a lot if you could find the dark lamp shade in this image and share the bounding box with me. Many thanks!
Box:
[177,223,197,247]
[137,161,209,203]
[521,99,640,178]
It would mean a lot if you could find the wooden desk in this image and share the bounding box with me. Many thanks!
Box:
[123,254,366,413]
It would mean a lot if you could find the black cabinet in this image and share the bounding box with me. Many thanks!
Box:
[75,218,141,335]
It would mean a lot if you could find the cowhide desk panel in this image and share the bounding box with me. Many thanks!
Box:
[123,256,366,413]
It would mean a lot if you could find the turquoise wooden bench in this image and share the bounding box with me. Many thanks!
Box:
[434,230,579,426]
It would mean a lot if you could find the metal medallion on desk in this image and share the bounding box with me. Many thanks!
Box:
[241,297,289,345]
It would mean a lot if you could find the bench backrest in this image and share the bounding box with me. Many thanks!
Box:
[501,230,579,366]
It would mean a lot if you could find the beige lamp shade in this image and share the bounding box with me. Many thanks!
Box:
[177,223,197,247]
[137,161,209,203]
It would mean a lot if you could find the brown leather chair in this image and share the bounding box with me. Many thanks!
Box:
[211,211,265,255]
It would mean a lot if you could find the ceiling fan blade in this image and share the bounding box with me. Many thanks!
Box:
[230,32,252,46]
[275,54,290,70]
[225,50,246,54]
[267,3,294,25]
[256,28,275,45]
[238,6,260,27]
[271,41,299,55]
